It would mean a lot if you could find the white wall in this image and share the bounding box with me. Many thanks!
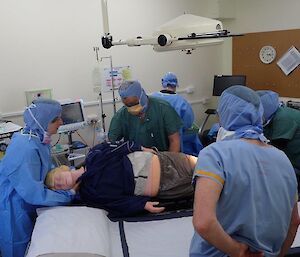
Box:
[225,0,300,34]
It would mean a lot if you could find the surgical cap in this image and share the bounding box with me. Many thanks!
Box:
[162,72,178,88]
[118,80,148,109]
[217,85,265,141]
[23,98,62,136]
[256,90,279,123]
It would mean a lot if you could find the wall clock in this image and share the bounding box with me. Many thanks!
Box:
[259,45,276,64]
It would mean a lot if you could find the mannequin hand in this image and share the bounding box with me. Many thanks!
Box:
[144,202,165,213]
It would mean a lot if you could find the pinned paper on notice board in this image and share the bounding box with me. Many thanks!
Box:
[277,46,300,76]
[102,66,133,92]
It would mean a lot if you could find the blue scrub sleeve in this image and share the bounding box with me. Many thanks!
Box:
[7,161,73,206]
[181,102,194,129]
[193,144,225,187]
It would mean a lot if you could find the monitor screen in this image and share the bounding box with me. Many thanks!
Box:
[213,75,246,96]
[58,100,86,133]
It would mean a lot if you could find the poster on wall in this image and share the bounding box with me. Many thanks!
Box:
[102,66,133,92]
[277,46,300,76]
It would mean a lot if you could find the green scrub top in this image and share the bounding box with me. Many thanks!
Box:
[264,106,300,170]
[108,97,183,151]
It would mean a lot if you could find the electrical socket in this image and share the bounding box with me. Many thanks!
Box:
[185,85,195,94]
[25,89,52,105]
[202,97,211,105]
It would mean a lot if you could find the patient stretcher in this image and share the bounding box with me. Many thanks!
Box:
[26,202,300,257]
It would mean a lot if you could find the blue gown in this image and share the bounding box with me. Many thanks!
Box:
[0,133,74,257]
[152,91,203,155]
[190,139,297,257]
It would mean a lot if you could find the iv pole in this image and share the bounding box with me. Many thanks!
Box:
[93,47,117,132]
[100,55,117,115]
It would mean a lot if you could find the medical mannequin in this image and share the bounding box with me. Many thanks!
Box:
[50,141,197,217]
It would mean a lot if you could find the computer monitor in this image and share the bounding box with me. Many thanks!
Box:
[57,99,86,133]
[213,75,246,96]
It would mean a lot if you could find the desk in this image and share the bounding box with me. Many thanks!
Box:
[0,122,22,140]
[0,122,22,155]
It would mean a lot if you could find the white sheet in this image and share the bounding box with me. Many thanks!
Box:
[26,206,110,257]
[122,217,193,257]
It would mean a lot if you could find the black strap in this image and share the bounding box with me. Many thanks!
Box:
[111,209,193,222]
[118,221,130,257]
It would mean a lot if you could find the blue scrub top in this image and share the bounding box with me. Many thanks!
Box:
[0,132,74,257]
[152,91,194,129]
[190,139,297,257]
[152,91,203,155]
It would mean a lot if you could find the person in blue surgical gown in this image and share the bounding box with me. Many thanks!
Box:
[152,72,203,156]
[0,98,75,257]
[190,86,300,257]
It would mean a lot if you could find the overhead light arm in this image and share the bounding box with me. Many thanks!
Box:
[100,0,241,53]
[101,0,110,36]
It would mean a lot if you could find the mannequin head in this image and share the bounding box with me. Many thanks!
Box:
[46,166,85,190]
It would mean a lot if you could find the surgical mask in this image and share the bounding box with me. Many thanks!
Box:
[126,90,147,116]
[127,104,143,116]
[26,104,52,144]
[216,127,235,141]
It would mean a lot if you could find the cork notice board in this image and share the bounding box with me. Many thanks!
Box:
[232,29,300,97]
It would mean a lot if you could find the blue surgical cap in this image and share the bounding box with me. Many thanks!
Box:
[23,98,62,137]
[118,80,148,110]
[218,85,265,141]
[161,72,178,88]
[256,90,279,123]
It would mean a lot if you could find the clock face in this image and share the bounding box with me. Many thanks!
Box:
[259,45,276,64]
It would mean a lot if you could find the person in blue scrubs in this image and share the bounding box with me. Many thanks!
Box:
[0,99,75,257]
[152,72,203,156]
[190,86,300,257]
